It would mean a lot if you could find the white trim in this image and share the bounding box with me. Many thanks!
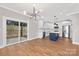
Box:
[2,16,6,47]
[0,5,25,16]
[2,16,20,47]
[1,16,29,48]
[72,42,79,45]
[6,39,29,47]
[0,39,29,49]
[0,37,39,49]
[66,11,79,16]
[6,41,20,47]
[0,45,5,49]
[28,37,39,40]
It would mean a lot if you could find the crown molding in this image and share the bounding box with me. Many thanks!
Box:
[0,5,27,17]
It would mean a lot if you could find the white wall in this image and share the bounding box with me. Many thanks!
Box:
[38,20,43,38]
[29,19,38,40]
[0,7,28,47]
[0,16,3,47]
[0,7,38,47]
[68,14,79,44]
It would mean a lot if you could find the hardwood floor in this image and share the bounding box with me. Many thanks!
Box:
[0,37,79,56]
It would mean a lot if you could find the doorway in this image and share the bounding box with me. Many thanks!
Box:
[62,25,71,38]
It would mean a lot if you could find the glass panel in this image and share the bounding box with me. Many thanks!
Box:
[20,22,27,41]
[6,20,19,44]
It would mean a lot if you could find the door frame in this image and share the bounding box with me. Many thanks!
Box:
[2,16,29,47]
[62,24,71,38]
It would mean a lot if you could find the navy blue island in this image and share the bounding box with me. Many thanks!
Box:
[49,32,59,41]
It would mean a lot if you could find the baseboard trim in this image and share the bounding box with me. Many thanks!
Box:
[0,37,40,49]
[29,37,39,40]
[0,45,5,48]
[0,38,32,49]
[72,42,79,45]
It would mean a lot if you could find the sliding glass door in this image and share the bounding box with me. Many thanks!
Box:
[20,22,27,41]
[6,20,27,44]
[6,20,19,44]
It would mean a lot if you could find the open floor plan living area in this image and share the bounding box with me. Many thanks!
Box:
[0,3,79,56]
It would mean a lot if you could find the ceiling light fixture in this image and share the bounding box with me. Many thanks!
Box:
[26,4,42,20]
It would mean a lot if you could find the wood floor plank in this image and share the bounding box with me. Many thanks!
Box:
[0,38,78,56]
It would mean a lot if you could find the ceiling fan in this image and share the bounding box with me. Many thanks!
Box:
[26,5,42,20]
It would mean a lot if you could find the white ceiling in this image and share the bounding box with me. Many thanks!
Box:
[0,3,79,20]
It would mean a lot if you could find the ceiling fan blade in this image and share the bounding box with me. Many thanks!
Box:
[26,15,34,19]
[36,11,40,14]
[36,14,41,17]
[27,13,32,15]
